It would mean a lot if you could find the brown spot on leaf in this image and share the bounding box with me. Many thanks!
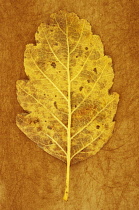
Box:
[47,125,52,130]
[34,119,39,124]
[37,127,42,131]
[54,101,58,109]
[51,62,56,68]
[79,86,83,91]
[73,104,94,121]
[93,68,97,73]
[54,42,58,46]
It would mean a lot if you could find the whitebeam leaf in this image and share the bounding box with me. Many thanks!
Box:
[16,10,119,200]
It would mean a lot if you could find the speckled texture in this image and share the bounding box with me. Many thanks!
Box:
[0,0,139,209]
[16,11,119,166]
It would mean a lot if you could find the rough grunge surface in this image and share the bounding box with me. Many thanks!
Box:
[0,0,139,209]
[16,11,119,200]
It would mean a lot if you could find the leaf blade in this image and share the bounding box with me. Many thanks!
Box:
[16,10,119,200]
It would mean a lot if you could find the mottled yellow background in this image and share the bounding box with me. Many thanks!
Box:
[0,0,139,209]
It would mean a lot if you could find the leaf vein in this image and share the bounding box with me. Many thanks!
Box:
[54,16,67,35]
[18,85,68,130]
[70,20,86,54]
[71,130,105,160]
[43,29,67,69]
[42,132,67,155]
[71,64,107,114]
[71,47,101,82]
[71,99,114,139]
[30,53,68,102]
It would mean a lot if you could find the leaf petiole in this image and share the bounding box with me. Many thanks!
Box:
[63,158,70,201]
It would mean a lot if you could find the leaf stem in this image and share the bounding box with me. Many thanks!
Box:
[63,156,70,200]
[63,15,71,201]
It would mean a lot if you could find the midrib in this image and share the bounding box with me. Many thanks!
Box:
[63,19,71,201]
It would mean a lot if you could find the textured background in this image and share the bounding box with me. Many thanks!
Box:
[0,0,139,209]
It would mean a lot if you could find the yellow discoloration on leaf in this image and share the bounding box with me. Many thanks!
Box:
[16,11,119,200]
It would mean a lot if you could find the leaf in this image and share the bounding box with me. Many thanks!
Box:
[16,10,119,200]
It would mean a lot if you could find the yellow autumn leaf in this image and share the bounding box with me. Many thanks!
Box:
[16,10,119,200]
